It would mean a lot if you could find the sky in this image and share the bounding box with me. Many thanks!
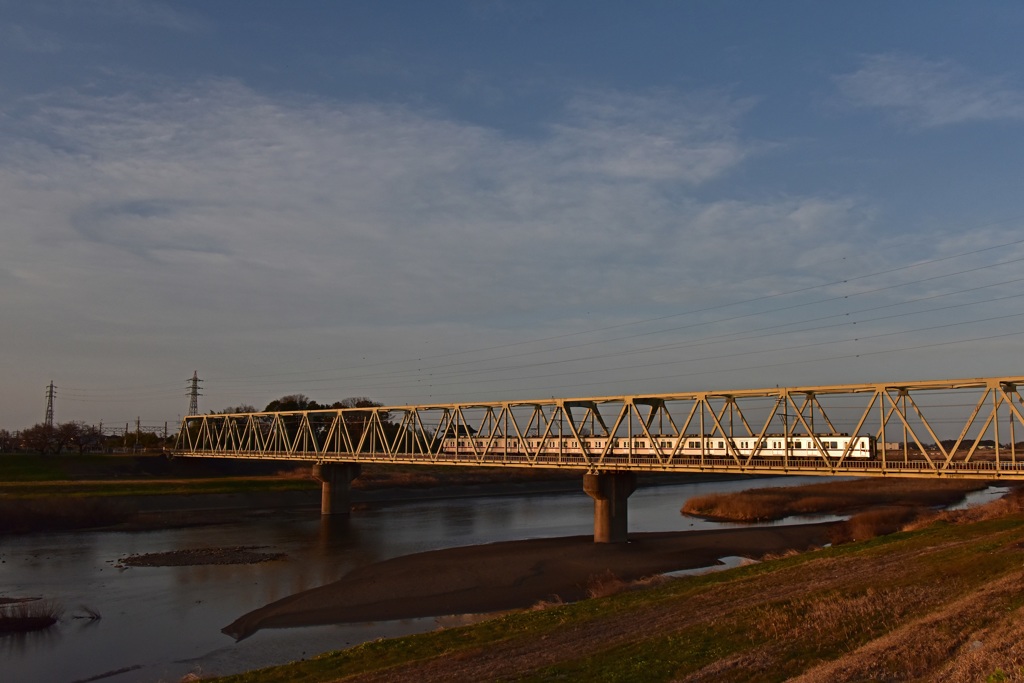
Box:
[2,1,1024,430]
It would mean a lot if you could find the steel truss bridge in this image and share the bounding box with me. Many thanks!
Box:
[172,375,1024,542]
[173,376,1024,480]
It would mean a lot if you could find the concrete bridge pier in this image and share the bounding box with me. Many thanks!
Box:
[312,462,361,515]
[583,471,637,543]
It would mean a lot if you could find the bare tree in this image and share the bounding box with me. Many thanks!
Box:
[0,429,18,453]
[264,394,319,412]
[20,424,57,454]
[212,405,257,415]
[67,423,104,454]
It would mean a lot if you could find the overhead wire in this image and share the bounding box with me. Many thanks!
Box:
[203,250,1024,395]
[54,227,1024,410]
[202,233,1024,387]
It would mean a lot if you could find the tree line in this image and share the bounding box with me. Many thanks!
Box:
[0,422,171,456]
[0,394,391,456]
[213,394,385,415]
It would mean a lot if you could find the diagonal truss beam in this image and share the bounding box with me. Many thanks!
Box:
[171,376,1024,479]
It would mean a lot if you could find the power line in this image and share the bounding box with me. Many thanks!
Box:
[37,224,1024,414]
[205,255,1024,395]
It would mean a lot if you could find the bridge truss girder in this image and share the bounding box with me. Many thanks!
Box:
[172,376,1024,479]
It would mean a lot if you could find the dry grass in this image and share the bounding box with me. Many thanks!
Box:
[789,570,1024,683]
[761,547,802,561]
[0,599,63,633]
[686,586,928,682]
[829,506,925,544]
[903,486,1024,531]
[527,596,565,611]
[681,478,987,522]
[585,571,631,599]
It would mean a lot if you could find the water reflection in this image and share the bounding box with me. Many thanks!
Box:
[0,624,63,658]
[0,476,871,682]
[949,485,1010,509]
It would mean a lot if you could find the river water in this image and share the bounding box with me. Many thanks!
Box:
[1,477,1003,683]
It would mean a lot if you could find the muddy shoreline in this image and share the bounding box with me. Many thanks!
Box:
[222,522,835,640]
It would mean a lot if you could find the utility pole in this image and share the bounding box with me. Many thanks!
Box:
[187,371,203,416]
[44,381,56,428]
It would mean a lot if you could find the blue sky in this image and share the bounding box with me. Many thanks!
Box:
[2,1,1024,429]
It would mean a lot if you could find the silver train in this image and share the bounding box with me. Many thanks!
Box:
[441,433,877,458]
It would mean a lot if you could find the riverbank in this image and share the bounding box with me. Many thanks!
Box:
[218,479,1003,640]
[211,489,1024,683]
[0,461,742,534]
[222,522,835,640]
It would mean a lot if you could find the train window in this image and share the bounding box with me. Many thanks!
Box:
[717,441,724,449]
[794,442,802,449]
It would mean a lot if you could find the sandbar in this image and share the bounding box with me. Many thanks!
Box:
[223,523,832,640]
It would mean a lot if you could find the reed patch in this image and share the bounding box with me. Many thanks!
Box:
[681,478,987,522]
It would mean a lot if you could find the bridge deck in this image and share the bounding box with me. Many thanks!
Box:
[176,449,1024,479]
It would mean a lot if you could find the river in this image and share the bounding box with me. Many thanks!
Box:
[1,477,1005,683]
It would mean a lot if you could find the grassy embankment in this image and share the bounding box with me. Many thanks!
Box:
[0,453,316,533]
[209,489,1024,683]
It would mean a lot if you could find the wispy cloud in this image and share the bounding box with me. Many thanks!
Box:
[835,53,1024,127]
[0,23,62,53]
[2,80,786,322]
[60,0,210,33]
[552,89,759,183]
[0,78,882,420]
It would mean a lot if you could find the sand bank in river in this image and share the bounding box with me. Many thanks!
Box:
[223,523,833,640]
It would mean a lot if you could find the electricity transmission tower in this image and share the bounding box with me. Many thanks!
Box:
[44,381,56,427]
[187,372,203,416]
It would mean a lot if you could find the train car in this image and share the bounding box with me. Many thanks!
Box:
[441,433,877,459]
